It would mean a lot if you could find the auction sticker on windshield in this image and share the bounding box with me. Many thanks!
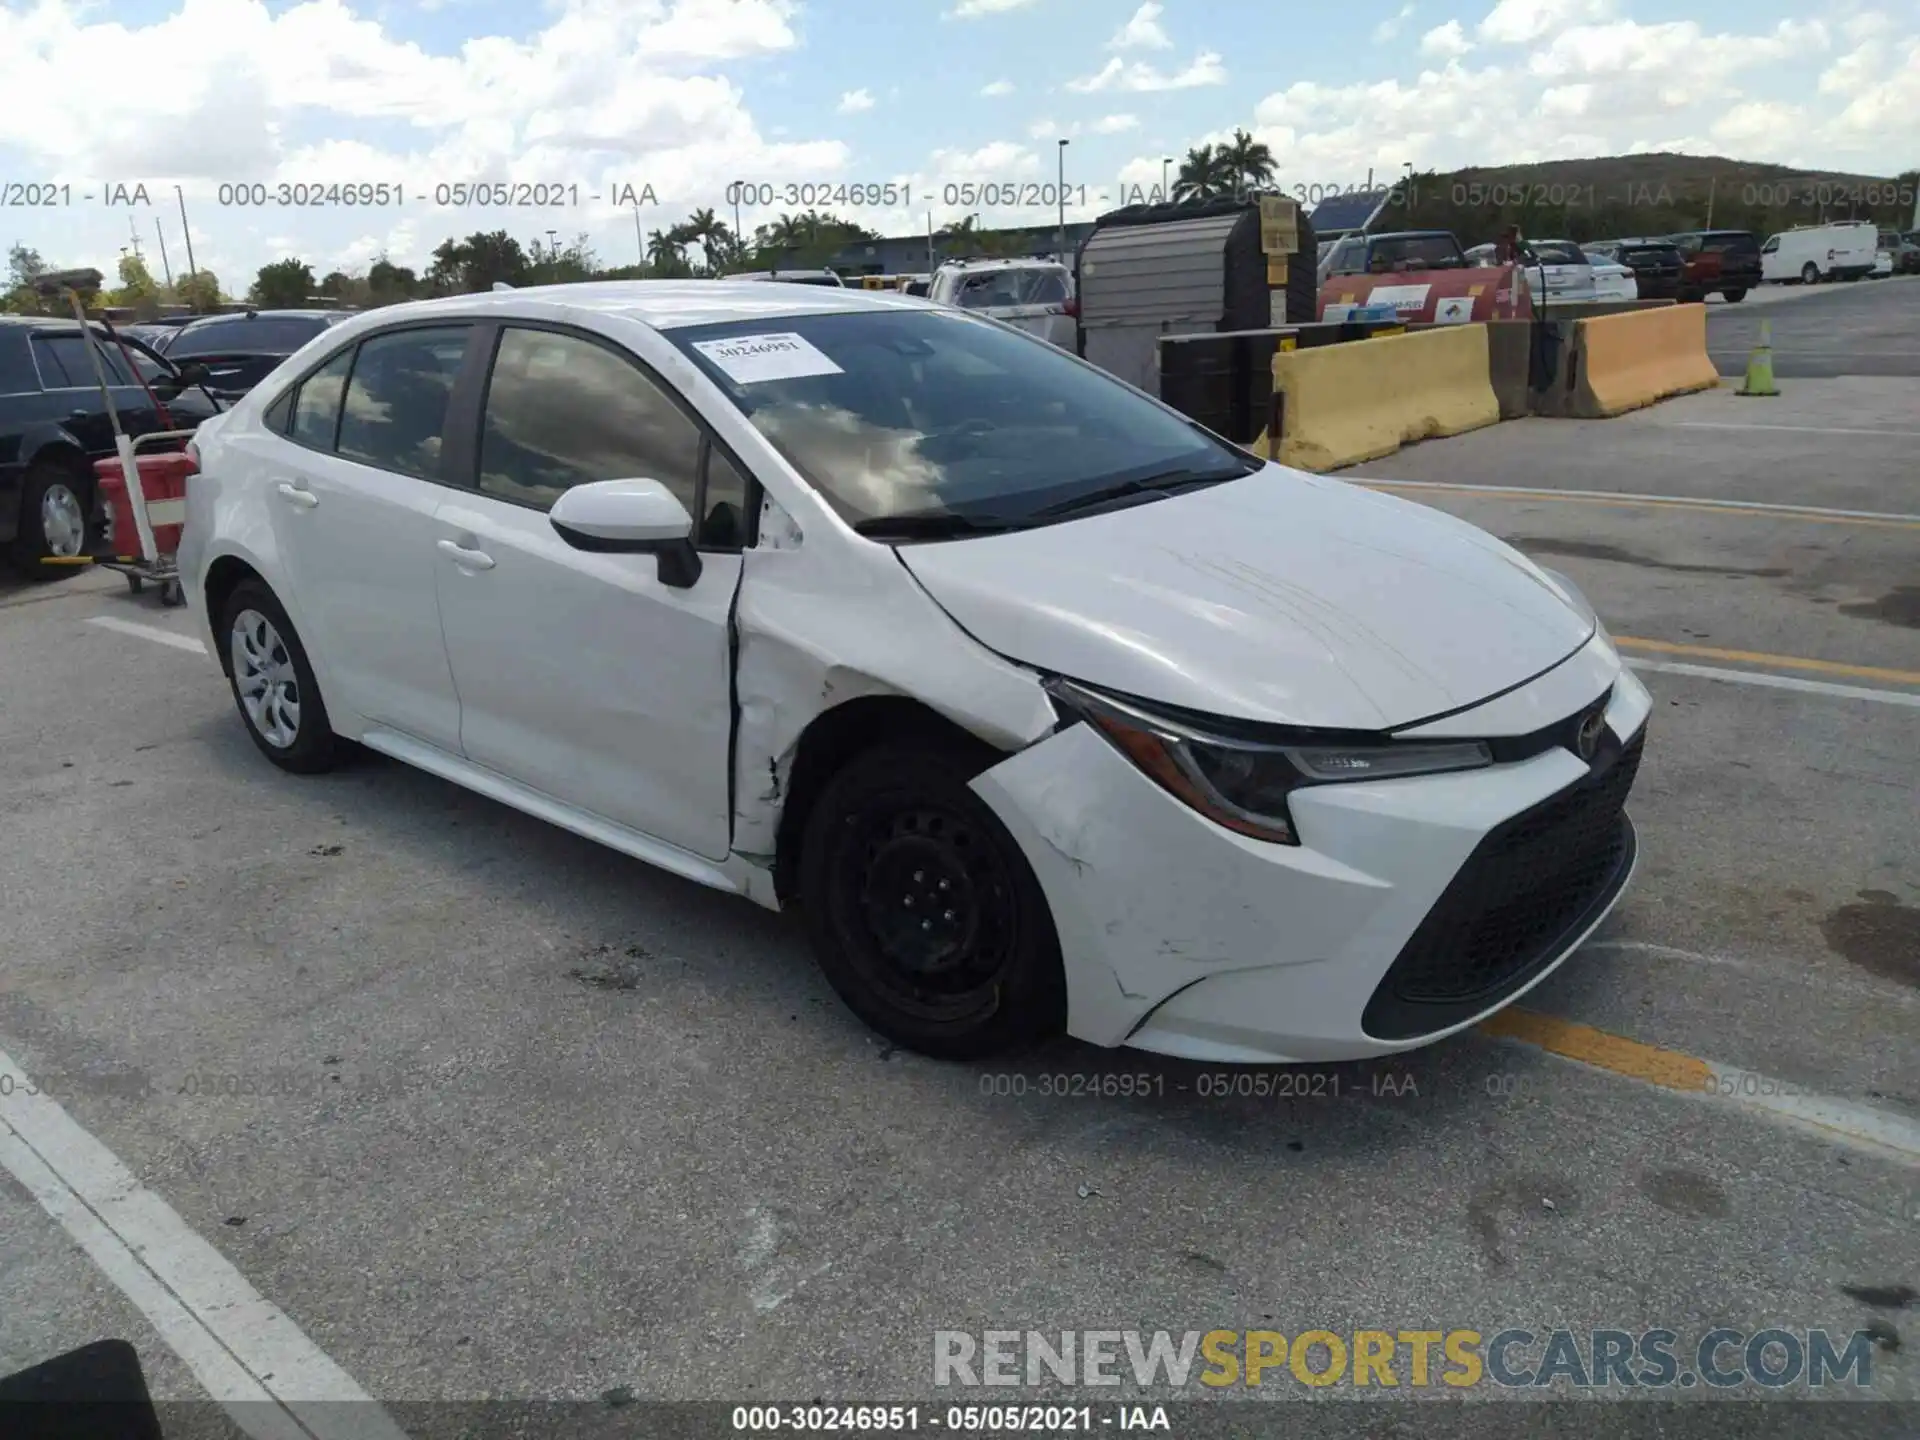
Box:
[691,332,844,384]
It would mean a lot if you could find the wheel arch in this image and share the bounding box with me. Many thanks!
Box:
[771,694,1004,905]
[203,554,266,675]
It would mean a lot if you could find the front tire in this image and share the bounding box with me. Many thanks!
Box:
[797,740,1066,1059]
[219,580,341,774]
[1800,263,1820,285]
[9,463,92,579]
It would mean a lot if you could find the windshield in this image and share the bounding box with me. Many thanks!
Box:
[666,308,1252,529]
[1530,241,1586,265]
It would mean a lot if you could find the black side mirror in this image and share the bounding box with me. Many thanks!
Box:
[173,360,211,387]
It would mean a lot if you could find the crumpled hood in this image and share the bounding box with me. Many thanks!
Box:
[895,465,1596,730]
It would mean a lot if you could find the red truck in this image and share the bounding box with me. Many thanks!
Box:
[1316,229,1525,325]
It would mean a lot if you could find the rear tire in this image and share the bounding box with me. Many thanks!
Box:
[1800,263,1819,285]
[1721,289,1747,303]
[219,580,341,774]
[797,740,1066,1059]
[8,462,92,580]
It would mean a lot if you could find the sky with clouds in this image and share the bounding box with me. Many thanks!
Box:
[1,0,1915,288]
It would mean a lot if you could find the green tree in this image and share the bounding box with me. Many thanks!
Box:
[110,254,163,318]
[645,227,692,276]
[427,231,529,293]
[366,257,418,305]
[1173,144,1237,201]
[1220,128,1277,193]
[4,244,50,314]
[250,258,316,307]
[175,270,222,313]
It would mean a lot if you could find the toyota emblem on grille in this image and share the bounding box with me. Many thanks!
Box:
[1575,707,1607,761]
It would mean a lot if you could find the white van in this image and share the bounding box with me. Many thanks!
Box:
[1760,223,1878,285]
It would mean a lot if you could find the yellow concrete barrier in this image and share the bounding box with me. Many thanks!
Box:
[1568,303,1720,418]
[1251,325,1499,471]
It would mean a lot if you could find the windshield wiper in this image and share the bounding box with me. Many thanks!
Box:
[852,511,1025,539]
[1028,465,1253,519]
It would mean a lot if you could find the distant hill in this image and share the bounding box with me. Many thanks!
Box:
[1375,151,1918,245]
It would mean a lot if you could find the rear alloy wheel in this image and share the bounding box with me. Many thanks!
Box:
[798,740,1065,1059]
[221,580,341,774]
[1801,263,1820,285]
[9,464,91,579]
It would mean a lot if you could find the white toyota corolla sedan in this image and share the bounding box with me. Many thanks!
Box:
[179,281,1649,1063]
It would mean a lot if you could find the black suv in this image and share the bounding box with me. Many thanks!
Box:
[1666,230,1763,302]
[160,309,354,401]
[1586,238,1686,300]
[0,318,217,577]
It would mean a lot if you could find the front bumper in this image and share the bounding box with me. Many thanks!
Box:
[970,645,1652,1063]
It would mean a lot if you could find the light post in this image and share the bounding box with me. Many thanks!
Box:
[1162,156,1172,204]
[1057,138,1069,256]
[175,185,198,307]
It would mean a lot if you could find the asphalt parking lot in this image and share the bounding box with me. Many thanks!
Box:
[1706,274,1920,378]
[1,280,1916,1435]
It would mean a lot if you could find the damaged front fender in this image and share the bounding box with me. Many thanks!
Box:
[729,535,1060,894]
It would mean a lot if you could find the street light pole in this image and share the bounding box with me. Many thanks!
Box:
[175,185,197,283]
[154,218,173,289]
[633,201,644,265]
[1057,138,1070,256]
[1162,156,1172,204]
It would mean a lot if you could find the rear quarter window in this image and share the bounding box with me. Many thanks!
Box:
[0,332,41,394]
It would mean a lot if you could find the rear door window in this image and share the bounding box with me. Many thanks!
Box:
[335,326,472,480]
[32,333,133,387]
[290,348,355,451]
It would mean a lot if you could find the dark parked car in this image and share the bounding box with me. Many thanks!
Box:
[1666,230,1762,302]
[1585,238,1686,300]
[160,309,354,401]
[0,318,217,577]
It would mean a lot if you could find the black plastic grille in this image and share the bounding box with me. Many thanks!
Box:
[1363,727,1644,1040]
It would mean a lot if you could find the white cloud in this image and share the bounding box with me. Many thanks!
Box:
[1066,51,1226,93]
[0,0,846,276]
[948,0,1038,16]
[1109,3,1171,50]
[1420,20,1473,58]
[1092,114,1141,133]
[837,88,875,113]
[1027,117,1059,139]
[981,78,1014,95]
[1478,0,1613,46]
[1374,3,1416,43]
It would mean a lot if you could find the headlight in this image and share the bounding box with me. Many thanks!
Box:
[1045,678,1492,845]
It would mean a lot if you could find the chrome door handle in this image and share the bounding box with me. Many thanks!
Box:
[275,482,318,510]
[437,538,495,571]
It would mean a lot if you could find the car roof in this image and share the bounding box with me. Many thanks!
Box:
[337,279,932,332]
[177,309,348,326]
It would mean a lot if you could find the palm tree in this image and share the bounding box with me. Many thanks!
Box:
[683,207,732,274]
[1172,144,1237,202]
[645,228,689,276]
[1221,128,1277,193]
[766,213,812,249]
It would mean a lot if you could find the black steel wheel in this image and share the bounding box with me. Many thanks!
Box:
[798,740,1065,1059]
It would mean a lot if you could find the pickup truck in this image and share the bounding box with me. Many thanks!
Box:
[1316,230,1521,325]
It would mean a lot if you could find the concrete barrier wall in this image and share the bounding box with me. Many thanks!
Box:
[1252,326,1500,471]
[1565,303,1720,418]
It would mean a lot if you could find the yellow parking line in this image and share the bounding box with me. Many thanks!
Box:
[1355,481,1920,531]
[1612,637,1920,687]
[1478,1009,1711,1091]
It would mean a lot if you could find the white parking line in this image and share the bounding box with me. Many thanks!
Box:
[1627,658,1920,708]
[87,614,207,655]
[0,1046,407,1440]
